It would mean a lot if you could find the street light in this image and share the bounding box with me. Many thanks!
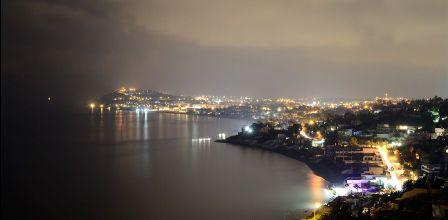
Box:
[313,202,322,220]
[244,125,253,134]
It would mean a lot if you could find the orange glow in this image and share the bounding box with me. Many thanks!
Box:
[316,131,323,140]
[308,173,325,204]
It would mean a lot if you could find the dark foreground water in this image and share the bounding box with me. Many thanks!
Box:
[3,110,329,220]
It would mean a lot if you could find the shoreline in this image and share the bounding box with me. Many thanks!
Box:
[216,139,346,185]
[99,110,345,184]
[99,108,256,121]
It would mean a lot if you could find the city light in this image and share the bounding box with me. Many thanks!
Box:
[378,146,402,191]
[90,103,95,108]
[299,129,313,140]
[218,133,226,139]
[244,125,253,134]
[313,202,322,220]
[397,125,408,130]
[390,141,402,147]
[325,187,349,198]
[192,138,211,142]
[333,187,349,196]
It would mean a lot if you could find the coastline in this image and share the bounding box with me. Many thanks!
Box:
[106,108,255,121]
[101,110,345,184]
[216,138,346,185]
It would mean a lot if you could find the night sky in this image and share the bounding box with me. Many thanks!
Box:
[3,0,448,105]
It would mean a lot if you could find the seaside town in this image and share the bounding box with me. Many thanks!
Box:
[93,88,448,219]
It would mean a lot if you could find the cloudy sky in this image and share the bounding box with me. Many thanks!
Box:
[4,0,448,103]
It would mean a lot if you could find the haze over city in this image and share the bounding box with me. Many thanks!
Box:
[5,0,448,103]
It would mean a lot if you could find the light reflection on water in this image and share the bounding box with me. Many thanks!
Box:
[93,111,237,143]
[86,111,330,219]
[308,173,330,209]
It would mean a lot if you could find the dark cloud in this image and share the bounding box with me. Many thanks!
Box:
[3,0,448,105]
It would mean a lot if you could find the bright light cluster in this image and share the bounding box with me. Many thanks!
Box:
[378,147,402,191]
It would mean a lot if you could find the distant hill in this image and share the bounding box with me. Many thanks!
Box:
[99,88,193,106]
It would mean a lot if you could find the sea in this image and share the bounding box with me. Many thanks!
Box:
[3,108,330,220]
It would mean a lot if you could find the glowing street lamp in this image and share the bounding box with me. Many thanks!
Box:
[244,125,253,134]
[313,202,322,220]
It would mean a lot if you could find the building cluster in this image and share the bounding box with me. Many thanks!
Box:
[226,97,448,218]
[225,97,448,196]
[94,87,397,120]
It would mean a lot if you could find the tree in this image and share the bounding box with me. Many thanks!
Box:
[322,198,355,220]
[349,137,358,146]
[402,180,414,192]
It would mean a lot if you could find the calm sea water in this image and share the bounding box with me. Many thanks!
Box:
[4,110,329,220]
